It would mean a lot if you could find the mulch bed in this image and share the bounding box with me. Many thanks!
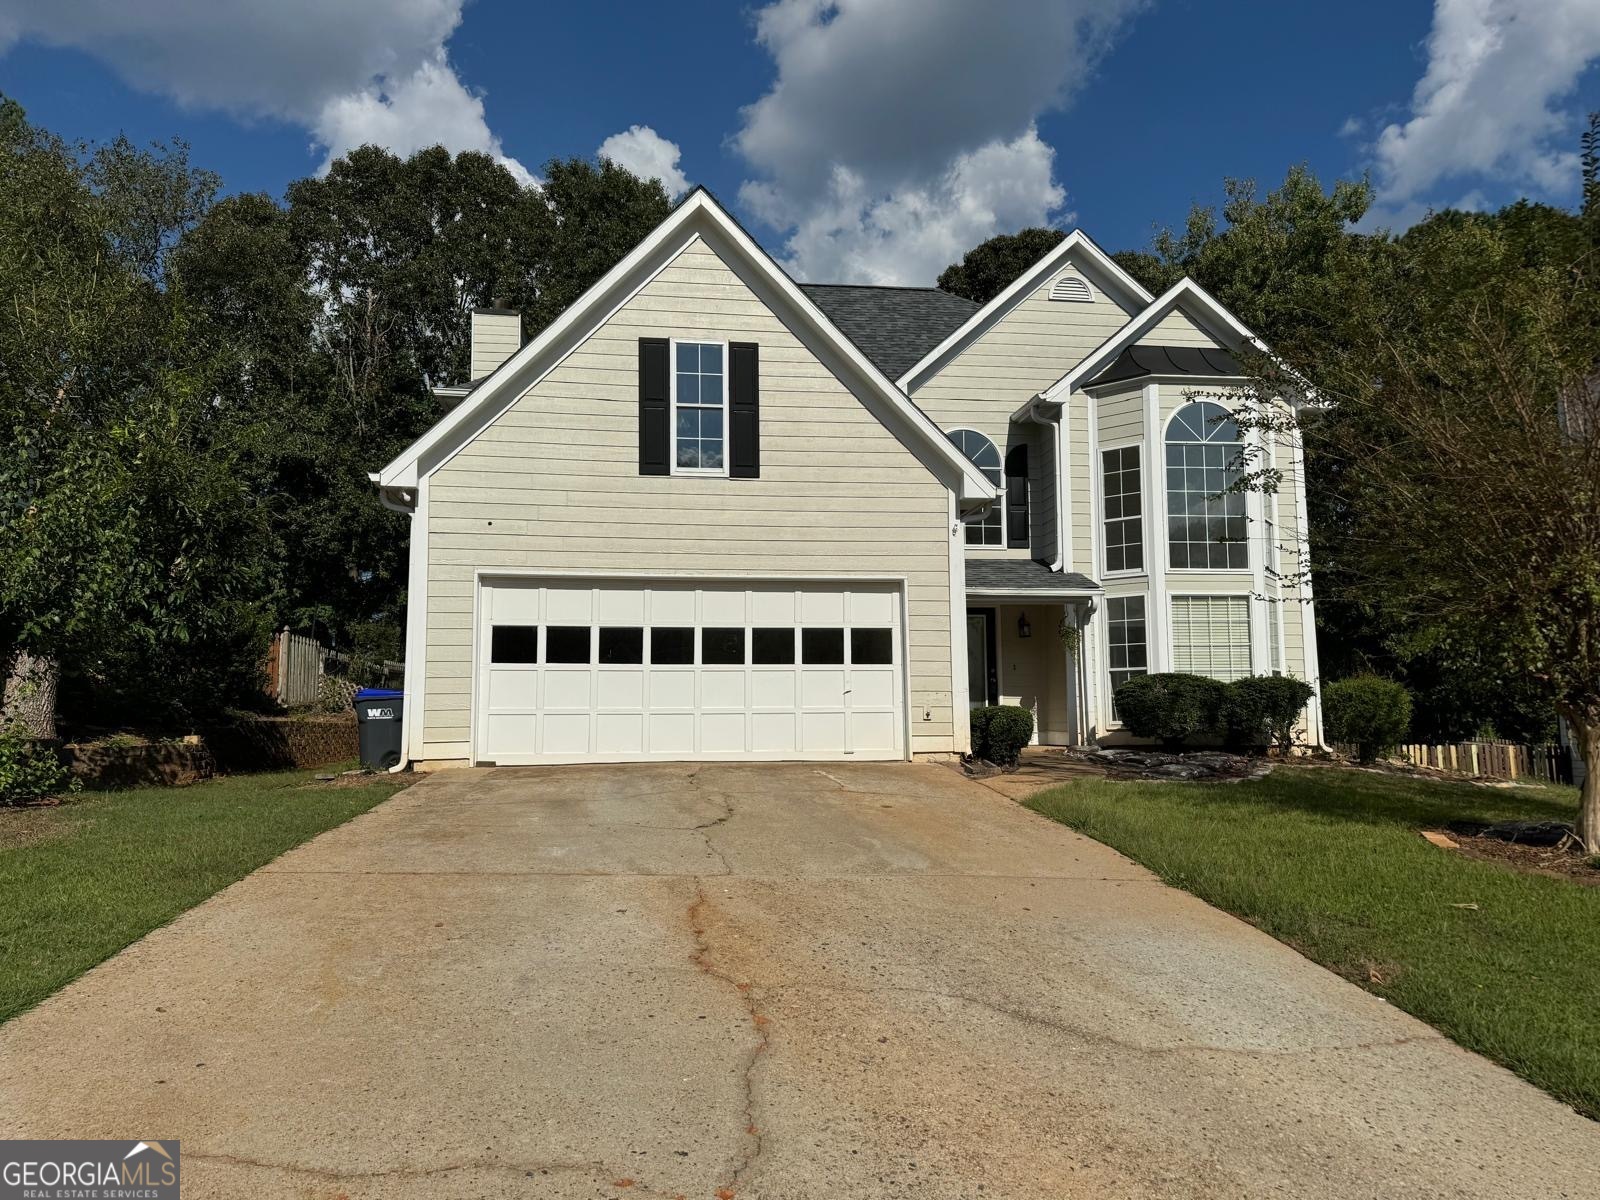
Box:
[1426,822,1600,887]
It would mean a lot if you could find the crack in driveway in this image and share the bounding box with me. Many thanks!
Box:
[688,881,770,1197]
[768,980,1447,1060]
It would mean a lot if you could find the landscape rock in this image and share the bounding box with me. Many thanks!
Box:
[1065,746,1271,783]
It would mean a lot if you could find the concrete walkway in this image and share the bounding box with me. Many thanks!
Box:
[1,762,1596,1198]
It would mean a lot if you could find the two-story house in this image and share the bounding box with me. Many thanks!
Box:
[373,189,1321,768]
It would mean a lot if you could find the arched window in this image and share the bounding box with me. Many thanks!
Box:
[946,429,1003,547]
[1165,401,1247,569]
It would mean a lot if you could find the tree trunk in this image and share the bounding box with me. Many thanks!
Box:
[1,650,59,740]
[1577,717,1600,855]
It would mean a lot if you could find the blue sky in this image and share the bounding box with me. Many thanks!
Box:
[2,1,1596,283]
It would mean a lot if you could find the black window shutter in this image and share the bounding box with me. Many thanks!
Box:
[729,342,760,479]
[1005,444,1029,548]
[638,338,670,475]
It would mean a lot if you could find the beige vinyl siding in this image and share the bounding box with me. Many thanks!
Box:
[1096,387,1143,445]
[909,253,1138,561]
[470,311,522,379]
[1138,306,1224,349]
[1067,397,1094,576]
[422,236,956,753]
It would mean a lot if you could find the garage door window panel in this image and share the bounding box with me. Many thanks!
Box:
[599,627,644,664]
[703,628,746,665]
[753,628,796,664]
[650,627,695,665]
[802,628,845,664]
[491,625,539,664]
[546,626,592,664]
[851,628,894,665]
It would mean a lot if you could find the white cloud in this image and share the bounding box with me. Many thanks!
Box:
[1365,0,1600,220]
[0,0,531,182]
[759,127,1068,285]
[733,0,1148,283]
[597,125,689,197]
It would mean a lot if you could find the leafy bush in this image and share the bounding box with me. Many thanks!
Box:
[1221,675,1316,754]
[1114,673,1226,749]
[0,727,74,806]
[969,704,1035,767]
[1323,676,1412,763]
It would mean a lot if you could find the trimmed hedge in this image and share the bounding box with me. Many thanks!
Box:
[1221,675,1316,753]
[1115,672,1316,753]
[1114,673,1226,749]
[1323,676,1412,764]
[969,704,1034,768]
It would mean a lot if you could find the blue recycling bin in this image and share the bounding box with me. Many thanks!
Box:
[353,688,404,769]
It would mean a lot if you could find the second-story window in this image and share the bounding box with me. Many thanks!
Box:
[673,340,726,473]
[1166,400,1248,569]
[1102,446,1143,572]
[946,429,1003,546]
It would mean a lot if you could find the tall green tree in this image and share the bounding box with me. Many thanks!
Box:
[1111,165,1377,351]
[175,146,671,651]
[936,227,1066,302]
[1231,127,1600,847]
[0,97,277,732]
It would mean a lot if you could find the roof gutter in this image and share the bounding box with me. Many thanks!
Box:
[369,473,417,515]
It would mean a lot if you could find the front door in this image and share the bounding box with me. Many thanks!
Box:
[966,608,998,707]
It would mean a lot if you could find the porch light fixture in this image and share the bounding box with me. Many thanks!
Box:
[1017,613,1032,639]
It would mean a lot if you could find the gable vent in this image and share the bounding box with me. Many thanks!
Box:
[1048,272,1093,303]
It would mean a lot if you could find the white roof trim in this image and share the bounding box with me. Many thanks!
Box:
[1033,277,1266,411]
[895,229,1153,393]
[377,189,997,503]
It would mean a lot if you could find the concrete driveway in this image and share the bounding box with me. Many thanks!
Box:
[2,762,1597,1198]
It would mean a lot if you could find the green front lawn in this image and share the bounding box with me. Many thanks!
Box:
[1026,767,1600,1119]
[0,767,408,1023]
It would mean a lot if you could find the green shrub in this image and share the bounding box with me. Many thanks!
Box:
[1114,673,1226,749]
[1323,676,1412,763]
[969,704,1035,767]
[1221,675,1316,754]
[0,727,74,806]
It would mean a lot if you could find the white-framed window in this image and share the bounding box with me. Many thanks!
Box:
[947,428,1003,547]
[1101,445,1143,573]
[1166,400,1248,570]
[671,339,727,474]
[1170,595,1252,681]
[1106,594,1148,718]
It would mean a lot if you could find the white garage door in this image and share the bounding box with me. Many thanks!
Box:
[475,579,905,764]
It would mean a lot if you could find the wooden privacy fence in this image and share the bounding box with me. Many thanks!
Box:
[1355,740,1574,784]
[268,629,323,707]
[265,628,403,708]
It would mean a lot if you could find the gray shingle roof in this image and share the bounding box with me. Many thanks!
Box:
[1087,344,1243,387]
[965,559,1100,593]
[800,284,980,382]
